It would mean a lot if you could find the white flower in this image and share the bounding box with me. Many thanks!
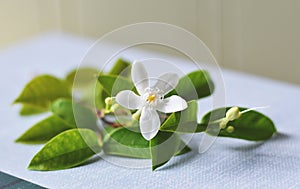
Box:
[115,61,188,140]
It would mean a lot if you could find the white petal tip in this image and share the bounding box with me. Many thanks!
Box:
[132,60,142,69]
[115,90,141,110]
[156,95,188,113]
[182,101,188,109]
[140,108,160,141]
[131,61,149,95]
[141,131,158,141]
[133,60,141,65]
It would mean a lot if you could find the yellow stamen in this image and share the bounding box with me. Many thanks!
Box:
[147,94,156,102]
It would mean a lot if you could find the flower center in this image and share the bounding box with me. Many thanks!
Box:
[146,94,156,102]
[143,87,163,108]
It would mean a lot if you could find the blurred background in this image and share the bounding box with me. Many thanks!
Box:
[0,0,299,84]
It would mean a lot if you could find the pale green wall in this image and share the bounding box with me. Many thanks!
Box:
[0,0,299,84]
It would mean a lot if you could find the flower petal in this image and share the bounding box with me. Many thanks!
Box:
[156,95,187,113]
[153,72,179,95]
[140,107,160,140]
[116,90,141,110]
[132,61,149,95]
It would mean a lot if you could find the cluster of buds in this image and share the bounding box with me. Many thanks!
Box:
[218,106,241,133]
[213,106,268,133]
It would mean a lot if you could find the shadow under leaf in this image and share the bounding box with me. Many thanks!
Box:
[272,132,290,141]
[79,155,102,167]
[228,132,290,151]
[156,150,199,171]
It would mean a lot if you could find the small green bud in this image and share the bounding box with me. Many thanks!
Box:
[226,126,235,133]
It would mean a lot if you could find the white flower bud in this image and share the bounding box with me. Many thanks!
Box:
[219,119,228,129]
[132,109,142,120]
[226,107,241,121]
[105,97,113,105]
[110,104,120,112]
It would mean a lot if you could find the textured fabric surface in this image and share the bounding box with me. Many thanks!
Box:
[0,33,299,189]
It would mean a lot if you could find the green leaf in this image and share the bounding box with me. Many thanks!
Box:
[201,107,277,141]
[16,115,74,144]
[175,141,192,156]
[109,59,131,77]
[51,99,98,130]
[166,70,214,101]
[19,104,47,116]
[97,75,135,96]
[94,59,131,108]
[95,82,108,108]
[103,127,190,159]
[64,67,106,108]
[75,82,106,109]
[14,75,71,109]
[96,59,131,107]
[65,67,100,88]
[150,132,182,171]
[103,127,150,158]
[160,100,203,133]
[28,129,101,171]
